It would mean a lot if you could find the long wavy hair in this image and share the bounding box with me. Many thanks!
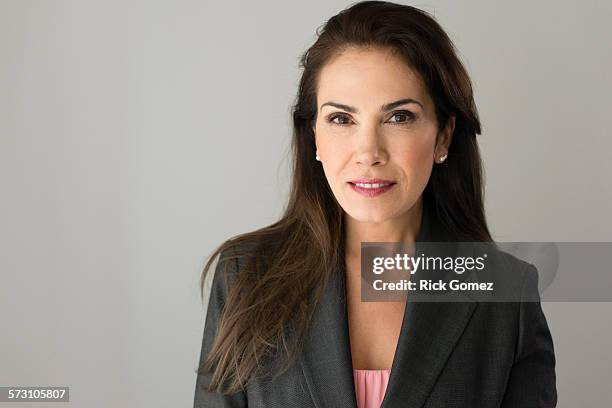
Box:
[198,0,492,394]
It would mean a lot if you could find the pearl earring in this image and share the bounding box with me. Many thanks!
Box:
[438,153,448,163]
[315,151,321,161]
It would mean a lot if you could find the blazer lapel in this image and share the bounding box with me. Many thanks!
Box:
[382,201,478,407]
[299,238,357,408]
[300,199,479,408]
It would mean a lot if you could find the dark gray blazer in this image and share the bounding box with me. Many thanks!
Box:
[194,205,557,407]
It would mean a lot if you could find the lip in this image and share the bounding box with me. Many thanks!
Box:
[348,180,397,197]
[348,178,396,184]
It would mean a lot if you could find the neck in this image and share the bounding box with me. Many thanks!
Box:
[343,196,424,261]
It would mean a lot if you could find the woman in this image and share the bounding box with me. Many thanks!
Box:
[194,1,557,407]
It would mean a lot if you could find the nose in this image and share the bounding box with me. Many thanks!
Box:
[354,125,387,166]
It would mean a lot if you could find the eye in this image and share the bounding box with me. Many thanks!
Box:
[327,113,353,126]
[387,110,416,124]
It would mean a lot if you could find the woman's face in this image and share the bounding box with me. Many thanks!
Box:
[313,46,455,224]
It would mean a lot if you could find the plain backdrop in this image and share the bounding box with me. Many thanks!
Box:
[1,0,611,407]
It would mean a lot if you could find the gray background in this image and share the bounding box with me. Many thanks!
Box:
[1,0,610,407]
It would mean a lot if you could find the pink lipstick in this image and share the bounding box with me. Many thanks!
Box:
[348,179,396,197]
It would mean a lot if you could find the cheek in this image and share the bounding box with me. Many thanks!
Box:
[317,138,349,174]
[393,138,435,177]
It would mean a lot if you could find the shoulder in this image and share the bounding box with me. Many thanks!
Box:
[205,239,262,307]
[467,242,542,302]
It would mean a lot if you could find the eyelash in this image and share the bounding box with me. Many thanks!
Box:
[326,110,416,126]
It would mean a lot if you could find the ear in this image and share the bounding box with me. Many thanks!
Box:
[437,113,456,152]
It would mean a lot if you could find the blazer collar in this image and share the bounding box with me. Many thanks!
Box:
[299,200,479,408]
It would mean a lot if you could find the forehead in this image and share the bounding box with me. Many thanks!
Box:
[316,46,431,110]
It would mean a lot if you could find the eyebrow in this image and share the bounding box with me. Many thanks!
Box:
[319,98,424,114]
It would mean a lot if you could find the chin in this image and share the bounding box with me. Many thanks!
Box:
[344,208,395,224]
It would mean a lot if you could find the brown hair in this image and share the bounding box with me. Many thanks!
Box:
[198,0,492,394]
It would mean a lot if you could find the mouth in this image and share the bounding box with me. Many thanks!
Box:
[347,179,397,189]
[347,179,397,197]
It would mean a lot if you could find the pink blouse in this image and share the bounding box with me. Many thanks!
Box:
[353,368,391,408]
